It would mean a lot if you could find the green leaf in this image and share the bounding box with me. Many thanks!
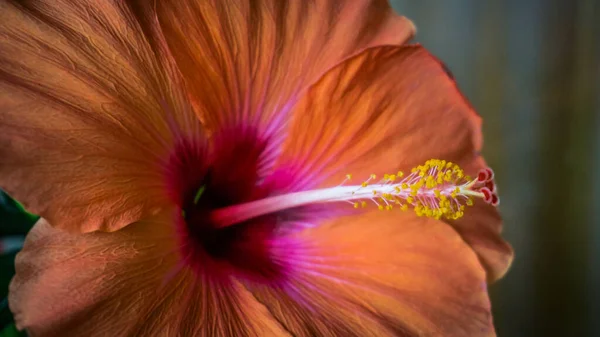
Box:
[0,323,27,337]
[0,251,17,300]
[0,251,17,331]
[0,191,38,236]
[0,190,35,333]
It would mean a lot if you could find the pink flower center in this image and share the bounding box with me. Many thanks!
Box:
[163,127,307,284]
[164,128,499,284]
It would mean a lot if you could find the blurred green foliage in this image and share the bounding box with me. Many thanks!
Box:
[0,190,37,336]
[0,192,37,236]
[0,323,25,337]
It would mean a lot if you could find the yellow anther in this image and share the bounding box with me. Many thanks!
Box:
[347,159,490,222]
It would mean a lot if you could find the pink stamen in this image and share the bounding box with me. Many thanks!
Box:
[210,159,500,228]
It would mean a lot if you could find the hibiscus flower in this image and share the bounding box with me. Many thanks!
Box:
[0,0,513,336]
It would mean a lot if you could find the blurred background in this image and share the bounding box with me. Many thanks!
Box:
[391,0,600,336]
[0,1,598,336]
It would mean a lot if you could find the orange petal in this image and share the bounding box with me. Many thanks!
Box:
[0,1,202,232]
[9,213,290,337]
[144,0,415,139]
[246,211,495,336]
[278,45,513,281]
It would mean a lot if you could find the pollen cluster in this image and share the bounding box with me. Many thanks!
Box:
[346,159,499,220]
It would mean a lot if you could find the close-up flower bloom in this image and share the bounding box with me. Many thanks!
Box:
[0,0,513,336]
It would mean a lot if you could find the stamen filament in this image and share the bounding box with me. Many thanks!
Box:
[210,159,499,228]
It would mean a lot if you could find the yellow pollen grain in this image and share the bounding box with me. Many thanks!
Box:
[344,158,493,221]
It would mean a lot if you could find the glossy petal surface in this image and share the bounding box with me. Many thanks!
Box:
[278,45,513,281]
[0,0,201,232]
[248,211,494,336]
[9,215,290,337]
[9,214,495,336]
[140,0,415,166]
